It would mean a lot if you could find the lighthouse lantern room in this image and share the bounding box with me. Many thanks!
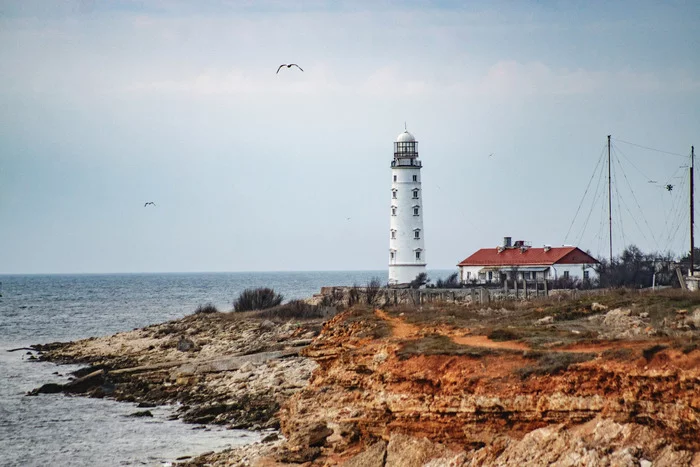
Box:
[389,129,426,285]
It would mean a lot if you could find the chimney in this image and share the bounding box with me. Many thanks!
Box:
[503,237,512,248]
[544,245,552,252]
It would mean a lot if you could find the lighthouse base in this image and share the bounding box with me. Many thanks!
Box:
[388,264,427,286]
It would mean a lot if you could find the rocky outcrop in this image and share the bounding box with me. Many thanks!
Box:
[276,304,700,466]
[32,311,323,430]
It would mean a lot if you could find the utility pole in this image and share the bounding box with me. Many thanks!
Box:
[691,145,695,274]
[608,135,613,264]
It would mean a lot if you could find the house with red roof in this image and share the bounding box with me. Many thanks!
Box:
[457,237,599,285]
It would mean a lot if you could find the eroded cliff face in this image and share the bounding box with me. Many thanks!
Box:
[278,302,700,466]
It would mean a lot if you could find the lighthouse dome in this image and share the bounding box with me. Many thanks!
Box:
[396,130,416,142]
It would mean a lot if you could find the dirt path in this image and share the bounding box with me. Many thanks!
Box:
[452,335,530,351]
[374,309,420,339]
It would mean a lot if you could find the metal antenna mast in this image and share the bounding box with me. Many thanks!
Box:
[608,135,613,263]
[691,145,696,274]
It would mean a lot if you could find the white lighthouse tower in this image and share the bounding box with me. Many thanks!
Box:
[389,129,426,286]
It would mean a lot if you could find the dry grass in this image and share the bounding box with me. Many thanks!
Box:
[517,351,596,379]
[397,334,519,360]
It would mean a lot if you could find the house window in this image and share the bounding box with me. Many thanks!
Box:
[466,271,471,279]
[393,175,397,182]
[563,271,570,279]
[488,271,493,281]
[583,270,589,280]
[412,189,419,199]
[391,206,397,216]
[390,230,396,239]
[415,251,421,260]
[413,207,419,216]
[414,230,420,239]
[412,175,417,182]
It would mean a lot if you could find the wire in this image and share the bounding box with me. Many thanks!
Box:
[574,146,608,248]
[564,144,606,243]
[612,147,659,250]
[612,143,656,183]
[612,137,688,158]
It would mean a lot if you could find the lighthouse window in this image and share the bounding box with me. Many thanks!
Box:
[391,206,397,216]
[392,190,397,199]
[413,207,419,216]
[393,175,397,182]
[415,251,421,260]
[412,175,417,182]
[390,251,395,260]
[391,230,396,239]
[412,189,419,199]
[414,230,420,239]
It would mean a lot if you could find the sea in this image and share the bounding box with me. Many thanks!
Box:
[0,270,450,467]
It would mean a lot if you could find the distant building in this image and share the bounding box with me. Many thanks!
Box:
[457,237,599,284]
[388,130,426,286]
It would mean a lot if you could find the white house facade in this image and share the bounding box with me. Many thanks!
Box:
[389,130,426,285]
[458,237,599,284]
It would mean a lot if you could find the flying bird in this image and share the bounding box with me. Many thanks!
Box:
[666,184,674,192]
[276,64,304,74]
[488,153,494,158]
[144,202,156,207]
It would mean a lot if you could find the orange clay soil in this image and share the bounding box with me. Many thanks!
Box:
[280,302,700,464]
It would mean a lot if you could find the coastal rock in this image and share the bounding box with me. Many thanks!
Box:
[386,434,457,467]
[176,337,197,352]
[341,440,386,467]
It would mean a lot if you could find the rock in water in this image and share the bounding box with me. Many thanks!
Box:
[127,410,153,418]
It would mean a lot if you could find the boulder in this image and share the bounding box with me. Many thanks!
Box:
[342,441,387,467]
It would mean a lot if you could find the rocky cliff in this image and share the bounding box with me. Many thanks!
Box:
[275,294,700,466]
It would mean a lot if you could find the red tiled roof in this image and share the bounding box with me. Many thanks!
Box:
[457,247,599,267]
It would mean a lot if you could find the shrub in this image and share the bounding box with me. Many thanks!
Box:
[642,344,667,361]
[366,277,382,305]
[234,287,284,312]
[517,352,595,379]
[348,284,361,306]
[194,303,219,314]
[487,328,520,341]
[410,272,430,289]
[435,272,461,288]
[255,299,328,320]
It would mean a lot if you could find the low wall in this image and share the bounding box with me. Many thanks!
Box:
[310,284,551,307]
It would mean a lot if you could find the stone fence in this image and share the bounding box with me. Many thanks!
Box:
[309,282,557,307]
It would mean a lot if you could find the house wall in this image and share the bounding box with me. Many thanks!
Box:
[459,263,598,284]
[550,263,599,282]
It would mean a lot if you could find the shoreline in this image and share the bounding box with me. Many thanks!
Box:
[28,308,326,464]
[27,288,700,466]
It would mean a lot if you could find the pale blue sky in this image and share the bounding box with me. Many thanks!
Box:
[1,0,698,273]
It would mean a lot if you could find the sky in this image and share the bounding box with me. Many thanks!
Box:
[0,0,699,274]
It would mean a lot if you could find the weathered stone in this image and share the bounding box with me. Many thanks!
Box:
[386,434,456,467]
[342,441,387,467]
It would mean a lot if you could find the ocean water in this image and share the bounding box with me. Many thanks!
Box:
[0,270,416,467]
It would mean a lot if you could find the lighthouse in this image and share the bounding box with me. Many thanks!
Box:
[389,129,426,285]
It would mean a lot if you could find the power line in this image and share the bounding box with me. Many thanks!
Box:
[612,137,688,158]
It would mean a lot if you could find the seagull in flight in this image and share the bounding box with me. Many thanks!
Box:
[488,153,494,158]
[666,184,674,192]
[276,64,304,74]
[144,202,156,207]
